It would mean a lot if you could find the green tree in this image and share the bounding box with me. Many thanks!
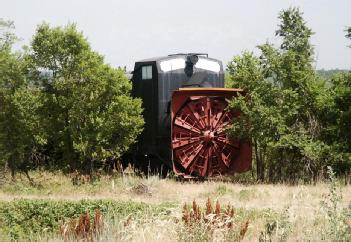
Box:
[227,8,330,182]
[29,23,144,172]
[227,51,298,181]
[320,27,351,176]
[0,19,16,50]
[325,73,351,174]
[264,8,329,182]
[346,26,351,43]
[0,19,46,180]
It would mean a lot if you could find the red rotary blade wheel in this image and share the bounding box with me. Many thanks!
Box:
[172,96,240,177]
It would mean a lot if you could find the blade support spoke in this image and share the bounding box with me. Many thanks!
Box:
[172,95,244,177]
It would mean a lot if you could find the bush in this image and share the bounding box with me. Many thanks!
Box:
[0,199,171,240]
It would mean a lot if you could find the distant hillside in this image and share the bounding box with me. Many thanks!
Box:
[317,69,350,80]
[225,69,350,87]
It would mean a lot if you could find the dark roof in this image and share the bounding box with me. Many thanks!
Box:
[137,56,168,62]
[136,53,220,63]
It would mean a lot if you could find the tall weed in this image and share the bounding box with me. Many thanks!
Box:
[320,166,351,241]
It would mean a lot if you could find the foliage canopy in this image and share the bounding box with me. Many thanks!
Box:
[227,8,350,182]
[0,22,144,176]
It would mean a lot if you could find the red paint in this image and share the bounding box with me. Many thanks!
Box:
[171,88,252,177]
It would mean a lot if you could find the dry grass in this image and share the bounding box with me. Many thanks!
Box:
[0,170,350,241]
[1,171,350,210]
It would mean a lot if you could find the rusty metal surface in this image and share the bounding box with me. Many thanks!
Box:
[171,88,252,177]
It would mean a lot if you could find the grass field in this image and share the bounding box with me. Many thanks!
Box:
[0,170,350,241]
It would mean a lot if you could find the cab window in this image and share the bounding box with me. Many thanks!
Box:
[142,65,152,80]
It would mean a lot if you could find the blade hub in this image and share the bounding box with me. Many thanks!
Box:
[203,130,215,143]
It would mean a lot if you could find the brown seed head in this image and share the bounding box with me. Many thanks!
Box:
[215,200,221,216]
[93,209,103,232]
[206,198,213,215]
[239,220,249,241]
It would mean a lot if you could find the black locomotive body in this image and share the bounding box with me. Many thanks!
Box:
[131,53,251,177]
[132,54,224,165]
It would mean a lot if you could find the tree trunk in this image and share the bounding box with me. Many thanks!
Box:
[254,140,265,182]
[8,154,16,181]
[259,146,265,181]
[64,109,76,170]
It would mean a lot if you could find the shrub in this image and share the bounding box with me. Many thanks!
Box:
[0,199,171,240]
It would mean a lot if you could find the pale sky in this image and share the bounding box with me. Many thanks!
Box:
[1,0,350,70]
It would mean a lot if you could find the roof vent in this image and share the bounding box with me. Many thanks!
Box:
[184,54,199,77]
